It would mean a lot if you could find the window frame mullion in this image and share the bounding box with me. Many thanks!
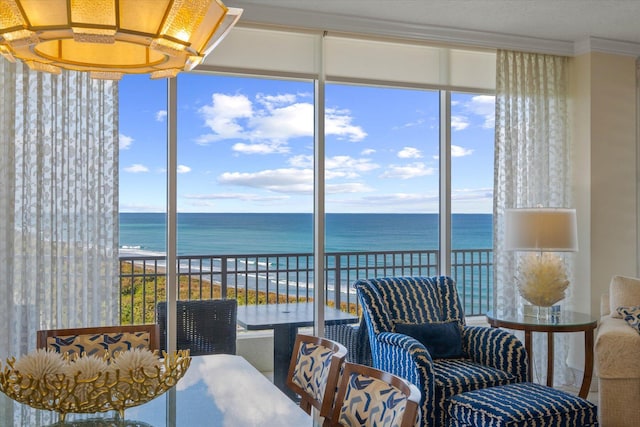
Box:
[439,90,452,275]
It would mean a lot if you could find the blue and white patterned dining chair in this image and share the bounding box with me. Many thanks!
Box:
[286,334,347,420]
[355,276,528,427]
[36,324,159,357]
[326,361,421,427]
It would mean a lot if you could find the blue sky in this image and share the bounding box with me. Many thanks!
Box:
[118,74,494,213]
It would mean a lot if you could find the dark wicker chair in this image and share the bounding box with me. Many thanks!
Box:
[156,299,237,356]
[325,316,372,366]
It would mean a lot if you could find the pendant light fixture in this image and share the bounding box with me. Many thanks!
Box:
[0,0,242,80]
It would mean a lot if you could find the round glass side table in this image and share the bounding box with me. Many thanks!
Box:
[486,309,598,398]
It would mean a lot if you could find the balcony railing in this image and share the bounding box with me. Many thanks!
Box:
[119,249,493,325]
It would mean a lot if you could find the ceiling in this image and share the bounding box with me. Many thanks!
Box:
[225,0,640,55]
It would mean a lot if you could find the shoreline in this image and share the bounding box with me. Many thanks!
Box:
[119,261,357,324]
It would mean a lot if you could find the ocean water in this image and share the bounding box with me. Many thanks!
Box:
[119,213,494,312]
[119,213,493,255]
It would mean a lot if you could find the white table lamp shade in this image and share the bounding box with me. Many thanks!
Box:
[505,208,578,252]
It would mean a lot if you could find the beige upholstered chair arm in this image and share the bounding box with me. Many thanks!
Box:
[596,316,640,378]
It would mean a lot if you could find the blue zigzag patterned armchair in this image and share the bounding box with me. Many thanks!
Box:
[355,276,528,427]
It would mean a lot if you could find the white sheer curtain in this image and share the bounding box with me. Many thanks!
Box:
[0,61,119,362]
[493,50,576,386]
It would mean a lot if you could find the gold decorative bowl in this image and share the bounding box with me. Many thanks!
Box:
[0,349,191,422]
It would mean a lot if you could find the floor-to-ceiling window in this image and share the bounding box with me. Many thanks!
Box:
[117,82,494,333]
[116,25,497,343]
[450,92,495,314]
[175,73,315,306]
[324,83,440,312]
[118,75,167,325]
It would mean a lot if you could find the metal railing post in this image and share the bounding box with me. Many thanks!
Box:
[333,254,341,310]
[221,257,228,298]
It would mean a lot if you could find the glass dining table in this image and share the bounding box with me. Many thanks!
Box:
[0,354,313,427]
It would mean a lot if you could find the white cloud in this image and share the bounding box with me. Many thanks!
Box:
[325,108,367,142]
[216,167,374,195]
[249,102,314,142]
[156,110,167,122]
[336,192,440,212]
[256,93,297,108]
[183,193,289,202]
[326,155,379,177]
[218,168,313,193]
[287,155,313,168]
[467,95,495,129]
[454,95,495,130]
[177,165,191,174]
[361,148,376,155]
[380,162,435,179]
[196,93,367,150]
[395,118,425,129]
[118,203,164,213]
[452,187,493,201]
[197,93,254,144]
[442,95,496,135]
[232,142,290,155]
[119,134,133,150]
[124,164,149,173]
[196,94,311,147]
[326,182,374,193]
[431,145,474,160]
[451,187,494,212]
[451,145,474,157]
[364,193,435,204]
[451,115,470,131]
[288,154,379,178]
[397,147,423,159]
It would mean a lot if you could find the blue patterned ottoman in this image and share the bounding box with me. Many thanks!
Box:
[446,382,598,427]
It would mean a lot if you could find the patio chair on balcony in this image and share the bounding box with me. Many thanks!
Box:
[156,299,237,356]
[325,316,372,366]
[37,324,159,357]
[355,276,528,427]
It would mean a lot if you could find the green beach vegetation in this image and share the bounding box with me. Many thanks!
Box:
[119,262,357,324]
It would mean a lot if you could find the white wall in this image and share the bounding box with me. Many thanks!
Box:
[573,52,638,316]
[571,53,593,315]
[569,51,638,378]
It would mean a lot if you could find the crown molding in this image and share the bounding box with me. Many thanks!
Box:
[574,37,640,57]
[229,1,640,57]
